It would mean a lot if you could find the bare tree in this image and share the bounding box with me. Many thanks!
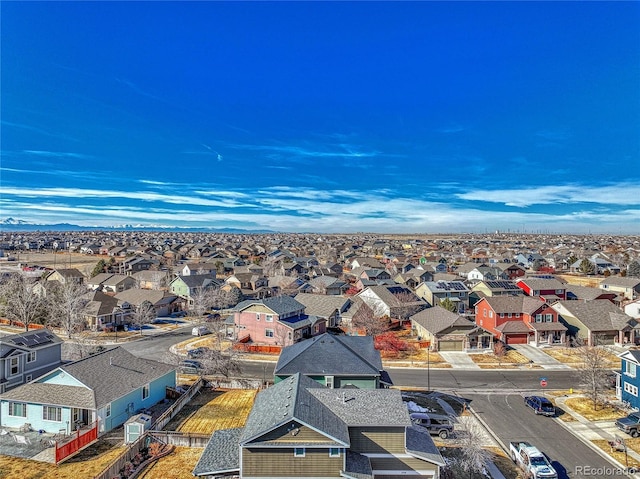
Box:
[352,302,388,337]
[48,280,90,338]
[65,333,105,360]
[493,341,507,367]
[455,415,493,479]
[131,300,155,335]
[392,290,425,321]
[577,337,611,410]
[0,273,48,331]
[199,348,242,378]
[190,286,216,318]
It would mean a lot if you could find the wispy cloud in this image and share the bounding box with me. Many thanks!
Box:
[229,142,381,159]
[1,121,79,142]
[22,150,93,160]
[457,183,640,207]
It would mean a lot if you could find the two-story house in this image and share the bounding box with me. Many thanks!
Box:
[469,280,523,307]
[233,296,324,347]
[600,277,640,301]
[169,274,221,307]
[193,373,443,478]
[475,296,567,346]
[293,293,351,329]
[515,277,567,301]
[617,350,640,410]
[0,330,63,394]
[274,333,391,388]
[356,285,427,321]
[415,281,470,313]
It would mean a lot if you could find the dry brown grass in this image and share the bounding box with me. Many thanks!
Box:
[138,446,204,479]
[469,350,531,365]
[593,439,640,468]
[563,396,623,421]
[543,347,621,368]
[178,389,257,434]
[0,445,126,479]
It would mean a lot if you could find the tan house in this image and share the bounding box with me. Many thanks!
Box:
[410,306,493,351]
[193,373,444,478]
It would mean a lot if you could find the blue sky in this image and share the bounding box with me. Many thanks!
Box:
[1,1,639,233]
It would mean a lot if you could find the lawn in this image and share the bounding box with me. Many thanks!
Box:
[138,447,204,479]
[543,347,621,368]
[593,439,640,468]
[562,396,623,421]
[469,349,533,368]
[178,389,257,434]
[0,445,126,479]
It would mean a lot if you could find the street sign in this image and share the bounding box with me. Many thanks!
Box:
[540,378,547,388]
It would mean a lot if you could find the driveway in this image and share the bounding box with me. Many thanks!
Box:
[438,351,481,369]
[511,344,573,369]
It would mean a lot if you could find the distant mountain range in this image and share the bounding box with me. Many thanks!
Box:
[0,217,274,234]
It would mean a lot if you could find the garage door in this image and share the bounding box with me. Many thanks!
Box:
[438,340,464,351]
[506,334,528,344]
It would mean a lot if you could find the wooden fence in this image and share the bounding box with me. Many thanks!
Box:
[148,430,211,447]
[55,421,99,464]
[233,343,281,355]
[151,377,203,431]
[92,433,147,479]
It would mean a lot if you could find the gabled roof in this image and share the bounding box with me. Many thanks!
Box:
[115,288,176,307]
[553,299,635,332]
[600,277,640,288]
[274,333,382,377]
[235,296,305,316]
[293,293,351,318]
[0,347,174,409]
[193,427,243,477]
[410,306,476,335]
[0,330,62,354]
[482,295,546,315]
[172,274,217,289]
[405,426,446,466]
[517,277,566,291]
[240,373,350,446]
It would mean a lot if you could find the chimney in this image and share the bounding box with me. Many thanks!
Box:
[109,357,113,366]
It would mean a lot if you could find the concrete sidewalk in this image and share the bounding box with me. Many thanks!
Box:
[554,395,640,477]
[511,344,573,369]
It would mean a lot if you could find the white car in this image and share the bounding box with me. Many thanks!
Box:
[192,326,211,336]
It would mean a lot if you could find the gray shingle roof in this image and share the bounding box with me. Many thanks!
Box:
[410,306,476,335]
[484,295,545,315]
[235,296,305,316]
[517,277,566,291]
[554,299,635,332]
[192,427,243,476]
[240,373,350,446]
[58,346,175,408]
[405,425,446,466]
[600,277,640,288]
[274,333,382,377]
[0,383,95,409]
[294,293,351,317]
[343,451,373,479]
[308,388,412,427]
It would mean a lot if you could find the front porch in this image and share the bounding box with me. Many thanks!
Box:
[527,323,567,347]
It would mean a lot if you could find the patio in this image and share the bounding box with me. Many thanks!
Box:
[0,426,60,461]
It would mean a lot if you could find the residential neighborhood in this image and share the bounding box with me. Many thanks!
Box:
[0,230,639,477]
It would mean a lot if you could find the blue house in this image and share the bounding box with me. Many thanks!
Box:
[0,346,175,436]
[618,350,640,409]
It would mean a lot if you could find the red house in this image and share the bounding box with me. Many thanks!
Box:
[516,277,567,301]
[475,296,567,346]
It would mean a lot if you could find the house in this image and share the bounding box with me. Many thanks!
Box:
[618,350,640,409]
[293,293,351,328]
[624,298,640,320]
[475,296,567,346]
[551,299,638,346]
[515,277,567,301]
[0,330,63,394]
[469,280,523,307]
[466,265,509,284]
[394,269,434,290]
[349,257,384,270]
[410,306,493,351]
[308,276,349,295]
[415,281,470,313]
[0,347,175,435]
[570,256,621,275]
[514,253,546,269]
[233,296,324,347]
[114,289,180,318]
[45,268,85,284]
[83,290,128,331]
[495,262,526,280]
[600,277,640,301]
[117,256,158,275]
[565,285,619,303]
[169,274,221,306]
[356,285,427,320]
[132,270,168,290]
[193,373,443,478]
[226,272,270,299]
[274,333,391,388]
[181,263,217,277]
[99,274,137,294]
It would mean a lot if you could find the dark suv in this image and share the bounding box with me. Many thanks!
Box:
[616,411,640,437]
[410,412,454,439]
[524,396,555,416]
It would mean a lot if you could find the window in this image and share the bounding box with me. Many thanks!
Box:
[288,331,292,340]
[535,314,542,323]
[294,448,305,457]
[265,329,274,338]
[25,375,32,382]
[545,314,553,322]
[326,376,334,388]
[489,311,493,318]
[314,325,319,333]
[27,351,36,363]
[256,313,261,321]
[626,362,637,378]
[9,357,19,376]
[106,403,111,417]
[500,313,505,318]
[556,289,563,294]
[625,382,639,397]
[508,313,513,319]
[329,448,341,457]
[483,310,487,317]
[266,314,273,322]
[9,402,26,417]
[142,384,150,400]
[43,406,62,422]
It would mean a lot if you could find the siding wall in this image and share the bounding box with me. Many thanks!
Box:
[242,447,343,477]
[348,427,405,454]
[370,455,438,473]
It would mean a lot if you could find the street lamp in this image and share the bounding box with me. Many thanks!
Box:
[427,344,431,392]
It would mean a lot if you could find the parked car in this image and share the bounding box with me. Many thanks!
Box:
[524,396,555,417]
[187,347,211,359]
[179,360,203,374]
[409,412,454,439]
[615,411,640,437]
[192,326,211,336]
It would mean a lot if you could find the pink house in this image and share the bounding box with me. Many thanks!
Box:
[233,296,326,347]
